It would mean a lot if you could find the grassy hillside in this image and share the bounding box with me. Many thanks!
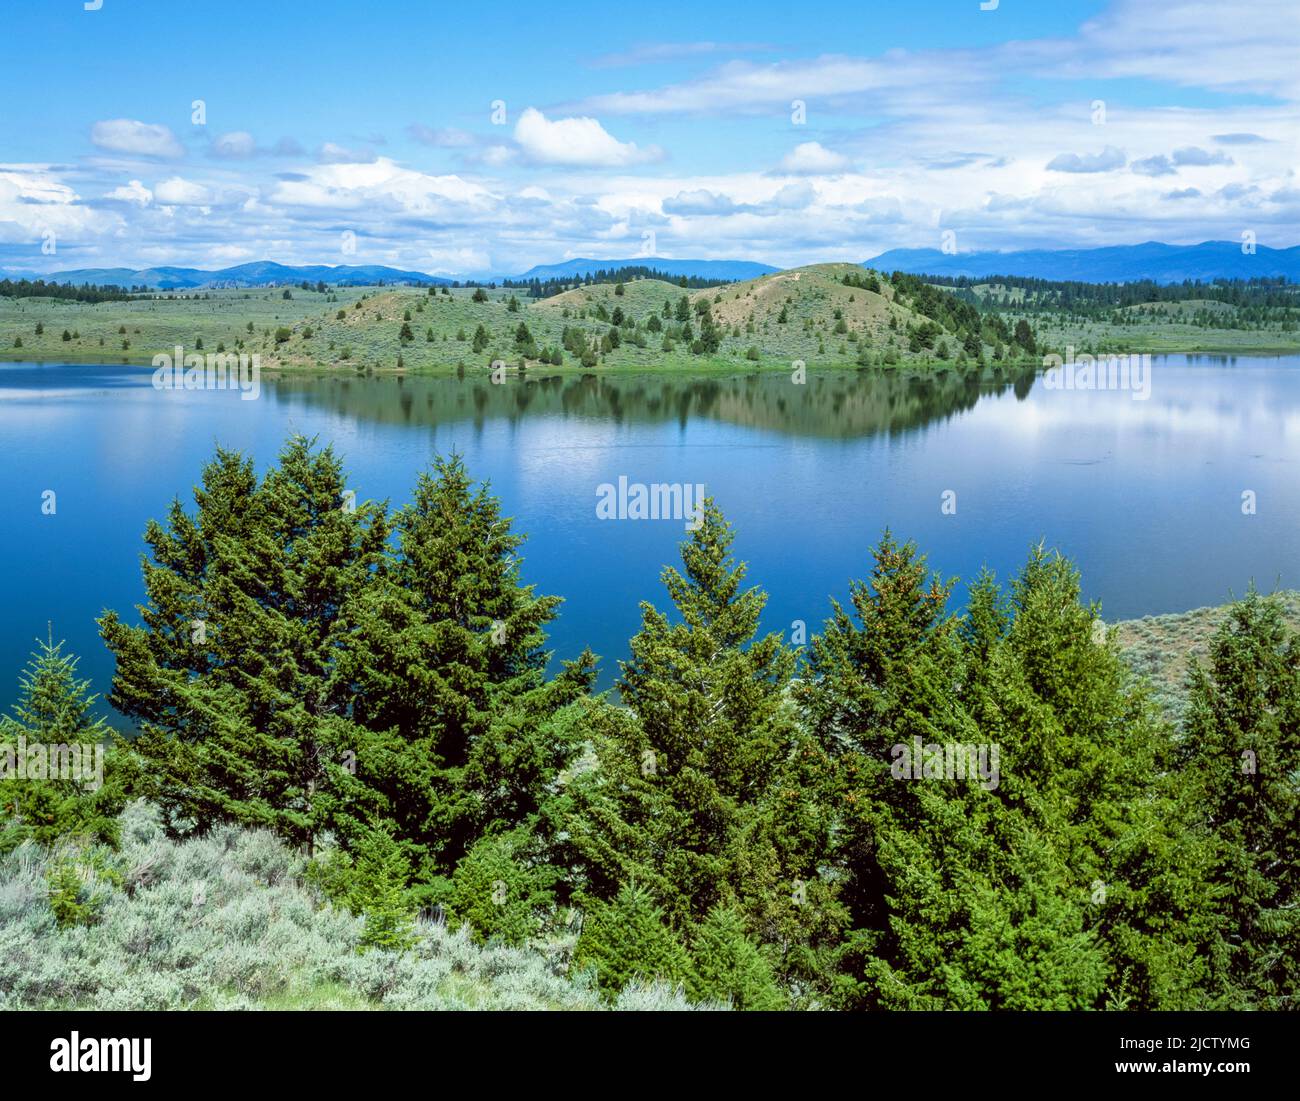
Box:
[964,281,1300,356]
[0,267,1032,375]
[0,801,711,1011]
[1115,589,1300,716]
[3,263,1295,375]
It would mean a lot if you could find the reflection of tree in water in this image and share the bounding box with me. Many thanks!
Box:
[266,365,1038,440]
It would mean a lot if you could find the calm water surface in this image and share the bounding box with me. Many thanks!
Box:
[1,356,1296,720]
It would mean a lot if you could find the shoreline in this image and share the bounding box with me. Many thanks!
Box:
[1,346,1296,378]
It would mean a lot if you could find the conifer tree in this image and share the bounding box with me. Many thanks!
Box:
[0,638,124,851]
[799,536,1118,1008]
[99,437,390,847]
[1180,590,1300,1008]
[570,501,797,930]
[688,904,784,1010]
[574,882,695,997]
[331,454,595,886]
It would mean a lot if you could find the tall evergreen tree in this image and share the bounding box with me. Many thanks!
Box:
[0,637,124,851]
[1180,590,1300,1008]
[572,501,797,928]
[100,437,390,847]
[332,453,595,888]
[799,536,1121,1008]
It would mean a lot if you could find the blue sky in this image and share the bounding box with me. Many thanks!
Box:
[1,0,1296,276]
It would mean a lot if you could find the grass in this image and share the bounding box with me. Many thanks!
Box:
[0,268,1040,376]
[1114,589,1300,716]
[3,267,1294,381]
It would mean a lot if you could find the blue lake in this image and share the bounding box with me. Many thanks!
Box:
[1,356,1297,721]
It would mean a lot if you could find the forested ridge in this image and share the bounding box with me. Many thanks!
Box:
[3,437,1296,1010]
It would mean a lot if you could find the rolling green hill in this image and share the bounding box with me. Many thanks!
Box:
[3,259,1295,375]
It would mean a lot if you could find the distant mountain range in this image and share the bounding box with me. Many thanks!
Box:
[40,261,451,290]
[25,242,1300,290]
[508,257,778,282]
[36,257,776,290]
[864,241,1300,284]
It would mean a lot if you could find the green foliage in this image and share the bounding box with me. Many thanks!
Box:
[0,638,125,853]
[574,883,695,997]
[570,501,798,931]
[99,438,390,848]
[448,827,556,946]
[47,860,96,928]
[1179,590,1300,1008]
[688,905,784,1010]
[12,441,1295,1012]
[355,827,418,953]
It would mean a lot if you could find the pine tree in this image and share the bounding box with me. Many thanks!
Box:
[688,904,785,1009]
[574,882,695,997]
[1180,590,1300,1008]
[325,453,595,886]
[448,826,557,945]
[99,437,389,848]
[570,501,797,931]
[350,824,417,953]
[798,535,1123,1009]
[0,637,124,851]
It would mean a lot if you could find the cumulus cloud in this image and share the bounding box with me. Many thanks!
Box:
[90,119,183,158]
[105,179,152,205]
[767,181,817,209]
[1133,146,1232,176]
[778,142,851,175]
[154,177,212,206]
[1171,146,1232,166]
[1132,155,1176,177]
[513,108,660,167]
[1047,147,1127,173]
[270,157,494,217]
[0,166,103,245]
[662,189,740,215]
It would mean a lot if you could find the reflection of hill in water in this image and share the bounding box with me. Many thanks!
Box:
[266,367,1036,440]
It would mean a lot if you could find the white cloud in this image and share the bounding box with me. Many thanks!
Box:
[476,145,516,168]
[768,181,817,209]
[271,157,494,216]
[663,189,740,215]
[1047,147,1127,173]
[513,108,660,167]
[1132,155,1175,177]
[591,41,774,68]
[0,166,105,245]
[1172,146,1232,167]
[154,177,212,206]
[90,119,183,158]
[778,142,851,175]
[317,142,377,164]
[106,179,153,205]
